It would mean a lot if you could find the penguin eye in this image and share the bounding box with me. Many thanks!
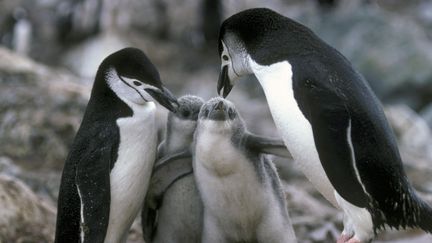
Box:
[222,55,229,61]
[182,110,190,118]
[228,108,236,119]
[133,81,142,86]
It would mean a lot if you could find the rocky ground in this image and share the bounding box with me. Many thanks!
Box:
[0,0,432,242]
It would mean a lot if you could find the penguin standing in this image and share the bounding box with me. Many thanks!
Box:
[193,97,296,243]
[55,47,178,243]
[216,8,432,242]
[142,95,204,243]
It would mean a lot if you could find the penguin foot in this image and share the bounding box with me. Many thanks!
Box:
[346,237,362,243]
[336,233,352,243]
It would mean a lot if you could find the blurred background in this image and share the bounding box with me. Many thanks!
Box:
[0,0,431,242]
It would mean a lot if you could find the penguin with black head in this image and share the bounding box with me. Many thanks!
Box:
[55,47,178,243]
[217,8,432,243]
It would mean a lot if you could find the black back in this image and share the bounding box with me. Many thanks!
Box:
[219,8,321,64]
[220,8,432,232]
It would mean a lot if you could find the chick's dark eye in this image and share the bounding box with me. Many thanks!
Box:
[182,110,190,117]
[222,55,229,61]
[203,109,209,117]
[133,81,142,86]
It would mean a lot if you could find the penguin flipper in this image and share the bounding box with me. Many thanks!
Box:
[55,155,81,243]
[245,133,293,159]
[142,150,193,240]
[75,145,113,243]
[304,83,369,208]
[146,150,193,206]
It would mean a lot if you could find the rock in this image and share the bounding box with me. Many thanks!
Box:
[62,33,131,78]
[287,0,432,103]
[0,156,21,177]
[385,105,432,164]
[420,103,432,128]
[0,47,90,170]
[0,174,56,243]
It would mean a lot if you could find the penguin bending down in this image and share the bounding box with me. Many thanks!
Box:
[193,97,296,243]
[217,8,432,242]
[142,95,204,243]
[55,48,178,243]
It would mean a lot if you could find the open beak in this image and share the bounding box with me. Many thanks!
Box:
[145,86,179,113]
[217,65,233,98]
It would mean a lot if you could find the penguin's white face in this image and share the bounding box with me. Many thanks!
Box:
[106,68,161,106]
[218,35,251,97]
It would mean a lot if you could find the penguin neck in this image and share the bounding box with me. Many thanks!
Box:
[248,57,297,132]
[164,116,196,154]
[85,78,133,122]
[248,57,315,156]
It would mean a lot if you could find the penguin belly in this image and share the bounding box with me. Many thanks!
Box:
[104,104,157,243]
[252,59,338,207]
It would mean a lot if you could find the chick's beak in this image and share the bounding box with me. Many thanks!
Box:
[217,65,233,98]
[145,86,179,113]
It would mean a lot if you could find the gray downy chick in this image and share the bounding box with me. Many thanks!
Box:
[193,97,296,243]
[142,95,204,243]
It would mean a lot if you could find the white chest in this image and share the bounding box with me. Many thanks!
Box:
[104,102,157,243]
[250,58,337,206]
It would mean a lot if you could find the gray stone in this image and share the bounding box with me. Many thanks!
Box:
[0,174,56,243]
[0,47,90,170]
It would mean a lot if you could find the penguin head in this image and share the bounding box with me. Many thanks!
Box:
[198,97,245,134]
[99,47,178,112]
[167,95,204,139]
[173,95,205,121]
[218,8,319,97]
[217,31,251,98]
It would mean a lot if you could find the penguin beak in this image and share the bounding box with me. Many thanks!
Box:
[217,65,233,98]
[145,87,179,113]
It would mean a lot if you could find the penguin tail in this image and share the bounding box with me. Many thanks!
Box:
[417,199,432,233]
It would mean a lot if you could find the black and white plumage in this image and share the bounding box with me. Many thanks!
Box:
[217,8,432,242]
[55,47,178,243]
[142,95,204,243]
[193,97,296,243]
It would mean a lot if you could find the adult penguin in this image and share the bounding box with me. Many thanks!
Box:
[217,8,432,243]
[55,47,178,243]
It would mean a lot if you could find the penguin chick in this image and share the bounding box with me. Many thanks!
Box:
[142,95,204,243]
[193,97,296,243]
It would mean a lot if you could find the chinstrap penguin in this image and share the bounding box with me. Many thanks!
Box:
[142,95,204,243]
[55,47,178,243]
[217,8,432,242]
[193,97,296,243]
